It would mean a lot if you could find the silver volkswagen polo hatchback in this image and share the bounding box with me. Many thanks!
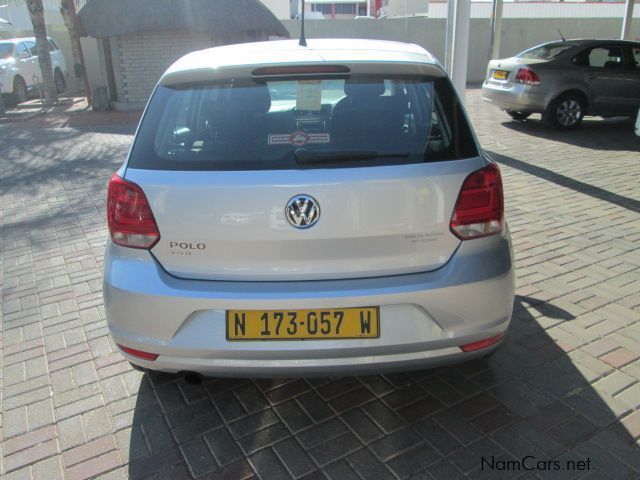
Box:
[103,39,515,378]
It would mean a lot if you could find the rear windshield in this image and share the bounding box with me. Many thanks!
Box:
[517,43,576,60]
[129,75,478,171]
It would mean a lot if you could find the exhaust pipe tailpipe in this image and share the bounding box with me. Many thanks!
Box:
[183,371,203,385]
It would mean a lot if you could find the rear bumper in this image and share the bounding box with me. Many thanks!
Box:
[481,82,550,113]
[104,230,515,377]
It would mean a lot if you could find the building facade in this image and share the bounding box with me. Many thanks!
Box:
[78,0,288,109]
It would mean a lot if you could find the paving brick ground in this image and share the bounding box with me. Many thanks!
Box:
[1,90,639,479]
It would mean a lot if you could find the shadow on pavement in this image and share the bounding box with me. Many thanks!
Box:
[488,150,640,214]
[0,125,132,196]
[127,296,640,479]
[499,117,639,152]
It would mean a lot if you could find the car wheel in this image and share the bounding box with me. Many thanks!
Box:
[544,94,585,129]
[54,69,66,94]
[13,76,28,104]
[506,110,530,121]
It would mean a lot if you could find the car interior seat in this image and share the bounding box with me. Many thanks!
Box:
[603,60,623,69]
[330,78,408,149]
[603,49,624,69]
[213,85,272,151]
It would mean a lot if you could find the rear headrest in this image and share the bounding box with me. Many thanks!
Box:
[344,78,386,98]
[378,93,409,112]
[228,85,271,114]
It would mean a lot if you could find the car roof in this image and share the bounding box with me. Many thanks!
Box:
[543,39,640,47]
[161,38,442,85]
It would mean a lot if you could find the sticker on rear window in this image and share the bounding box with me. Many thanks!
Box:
[268,132,330,146]
[296,80,322,111]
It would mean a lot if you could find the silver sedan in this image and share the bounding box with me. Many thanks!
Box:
[482,39,640,129]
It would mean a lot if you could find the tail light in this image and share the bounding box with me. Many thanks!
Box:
[107,173,160,249]
[450,163,504,240]
[515,67,541,85]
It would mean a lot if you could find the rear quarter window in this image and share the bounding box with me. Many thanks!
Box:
[128,74,478,171]
[573,45,627,69]
[517,43,576,60]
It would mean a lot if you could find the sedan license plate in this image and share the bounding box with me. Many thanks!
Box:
[493,70,508,80]
[226,307,380,340]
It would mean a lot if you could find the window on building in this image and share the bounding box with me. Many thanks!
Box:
[311,3,363,16]
[335,3,356,14]
[312,4,332,14]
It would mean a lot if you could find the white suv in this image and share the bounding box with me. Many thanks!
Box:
[0,37,67,104]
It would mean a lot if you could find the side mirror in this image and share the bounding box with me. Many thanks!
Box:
[18,51,30,60]
[635,108,640,137]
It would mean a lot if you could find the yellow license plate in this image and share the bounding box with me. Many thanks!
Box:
[226,307,380,340]
[493,70,508,80]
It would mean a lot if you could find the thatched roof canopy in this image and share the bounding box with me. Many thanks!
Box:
[78,0,289,39]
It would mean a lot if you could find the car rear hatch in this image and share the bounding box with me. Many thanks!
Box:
[122,71,481,281]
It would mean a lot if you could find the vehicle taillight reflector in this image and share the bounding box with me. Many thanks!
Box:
[460,333,505,352]
[117,344,159,361]
[450,163,504,240]
[107,173,160,249]
[514,67,541,86]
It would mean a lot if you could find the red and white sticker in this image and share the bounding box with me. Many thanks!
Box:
[268,131,330,146]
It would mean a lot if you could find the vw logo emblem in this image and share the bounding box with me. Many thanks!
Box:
[285,195,320,229]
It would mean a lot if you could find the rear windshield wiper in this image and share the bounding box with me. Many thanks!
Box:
[294,148,410,164]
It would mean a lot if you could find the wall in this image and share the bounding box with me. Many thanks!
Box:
[260,0,292,20]
[110,31,219,106]
[0,0,61,31]
[107,30,271,107]
[264,0,379,19]
[427,2,640,19]
[253,0,640,21]
[384,0,429,17]
[283,17,639,83]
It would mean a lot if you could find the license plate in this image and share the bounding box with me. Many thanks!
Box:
[493,70,508,80]
[226,307,380,340]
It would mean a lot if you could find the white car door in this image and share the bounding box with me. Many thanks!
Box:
[15,42,38,88]
[48,38,65,72]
